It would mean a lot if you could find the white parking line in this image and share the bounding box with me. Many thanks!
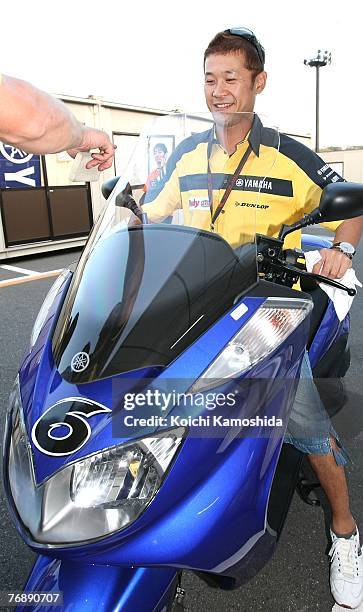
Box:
[0,269,63,288]
[1,264,37,275]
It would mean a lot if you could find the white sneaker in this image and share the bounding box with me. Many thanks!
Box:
[329,527,363,609]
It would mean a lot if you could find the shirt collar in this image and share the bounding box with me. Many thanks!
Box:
[248,113,263,157]
[210,113,263,157]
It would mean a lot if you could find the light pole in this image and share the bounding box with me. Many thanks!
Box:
[304,50,332,152]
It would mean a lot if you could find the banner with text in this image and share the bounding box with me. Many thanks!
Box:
[0,142,41,188]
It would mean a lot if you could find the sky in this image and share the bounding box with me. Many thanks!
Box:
[2,0,362,148]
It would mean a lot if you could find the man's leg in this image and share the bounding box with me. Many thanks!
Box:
[285,353,354,531]
[308,441,356,536]
[285,351,363,608]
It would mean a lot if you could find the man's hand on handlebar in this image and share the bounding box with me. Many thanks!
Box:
[313,248,352,279]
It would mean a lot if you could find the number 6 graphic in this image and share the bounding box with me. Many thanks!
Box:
[31,398,111,457]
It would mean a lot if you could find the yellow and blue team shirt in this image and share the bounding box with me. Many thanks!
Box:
[142,115,344,251]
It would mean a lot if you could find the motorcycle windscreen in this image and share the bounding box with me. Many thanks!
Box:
[52,113,279,383]
[52,225,256,382]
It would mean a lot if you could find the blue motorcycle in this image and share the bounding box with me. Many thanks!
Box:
[3,114,362,611]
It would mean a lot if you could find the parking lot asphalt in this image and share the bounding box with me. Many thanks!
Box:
[0,242,362,612]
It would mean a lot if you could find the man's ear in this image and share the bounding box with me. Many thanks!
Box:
[255,71,267,94]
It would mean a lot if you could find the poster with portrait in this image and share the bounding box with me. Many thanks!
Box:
[147,135,175,175]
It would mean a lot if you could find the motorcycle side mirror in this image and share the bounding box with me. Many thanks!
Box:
[314,182,363,222]
[101,176,120,200]
[279,182,363,240]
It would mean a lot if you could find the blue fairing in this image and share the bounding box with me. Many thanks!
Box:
[309,300,349,368]
[301,233,350,368]
[4,276,308,577]
[18,289,265,484]
[301,233,332,251]
[17,555,177,612]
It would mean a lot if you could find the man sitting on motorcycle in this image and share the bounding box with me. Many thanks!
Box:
[141,28,363,609]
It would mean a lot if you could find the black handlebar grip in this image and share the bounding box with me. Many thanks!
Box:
[115,192,144,220]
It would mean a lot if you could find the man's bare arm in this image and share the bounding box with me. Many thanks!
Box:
[313,216,363,278]
[0,74,115,170]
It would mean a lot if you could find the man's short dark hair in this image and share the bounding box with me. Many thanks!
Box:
[154,143,167,155]
[204,31,264,78]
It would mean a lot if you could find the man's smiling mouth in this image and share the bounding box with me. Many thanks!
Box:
[214,103,234,109]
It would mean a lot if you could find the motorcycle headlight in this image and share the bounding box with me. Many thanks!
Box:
[6,387,184,545]
[71,435,179,510]
[190,298,312,392]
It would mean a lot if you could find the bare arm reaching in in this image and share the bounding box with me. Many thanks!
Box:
[0,73,115,170]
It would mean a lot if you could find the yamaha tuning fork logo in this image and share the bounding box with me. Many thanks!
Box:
[0,142,41,188]
[0,144,33,164]
[71,352,90,372]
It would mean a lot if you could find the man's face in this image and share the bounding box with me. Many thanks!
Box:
[204,52,265,127]
[154,148,166,167]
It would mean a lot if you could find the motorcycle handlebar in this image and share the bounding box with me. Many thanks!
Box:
[115,189,148,224]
